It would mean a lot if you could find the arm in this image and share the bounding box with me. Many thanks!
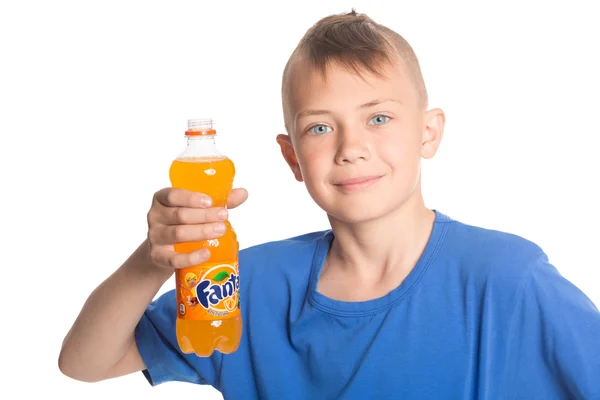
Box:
[58,239,170,382]
[58,187,248,383]
[504,254,600,399]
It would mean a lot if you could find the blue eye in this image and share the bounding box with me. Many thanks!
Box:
[308,124,332,135]
[368,115,390,126]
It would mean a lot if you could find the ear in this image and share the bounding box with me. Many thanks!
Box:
[421,108,445,159]
[276,133,303,182]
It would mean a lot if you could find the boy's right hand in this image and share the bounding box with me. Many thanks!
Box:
[146,187,248,271]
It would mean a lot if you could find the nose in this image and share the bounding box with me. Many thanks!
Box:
[334,125,371,165]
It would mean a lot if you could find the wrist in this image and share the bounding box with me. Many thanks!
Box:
[125,239,174,284]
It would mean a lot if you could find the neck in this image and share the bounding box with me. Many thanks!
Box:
[326,188,435,281]
[180,135,222,158]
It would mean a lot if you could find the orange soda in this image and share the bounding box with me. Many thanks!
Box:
[169,118,242,357]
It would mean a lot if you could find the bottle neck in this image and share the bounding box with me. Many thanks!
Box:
[178,135,223,159]
[188,134,216,146]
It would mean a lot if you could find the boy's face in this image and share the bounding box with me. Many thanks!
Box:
[278,58,444,224]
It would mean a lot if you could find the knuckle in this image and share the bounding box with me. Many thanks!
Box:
[198,209,210,224]
[154,188,167,205]
[149,247,161,264]
[173,207,185,224]
[172,225,185,242]
[167,256,178,269]
[208,208,220,223]
[147,228,154,244]
[166,189,177,206]
[187,252,200,267]
[202,223,215,238]
[183,253,197,268]
[147,227,159,245]
[170,254,188,269]
[147,208,157,225]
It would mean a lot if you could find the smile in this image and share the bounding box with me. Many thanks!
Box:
[332,175,383,192]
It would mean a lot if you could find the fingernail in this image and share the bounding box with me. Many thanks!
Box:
[217,208,228,220]
[213,223,226,234]
[200,197,212,207]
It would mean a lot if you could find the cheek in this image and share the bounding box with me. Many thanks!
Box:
[296,142,329,179]
[377,130,422,171]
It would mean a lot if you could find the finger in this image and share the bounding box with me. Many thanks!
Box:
[151,246,211,269]
[153,221,227,245]
[160,206,228,226]
[154,187,212,209]
[227,188,249,209]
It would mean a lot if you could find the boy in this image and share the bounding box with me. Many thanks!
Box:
[59,10,600,399]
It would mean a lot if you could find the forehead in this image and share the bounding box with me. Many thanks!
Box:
[286,57,416,115]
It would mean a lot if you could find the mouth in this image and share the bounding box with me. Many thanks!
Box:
[332,175,383,192]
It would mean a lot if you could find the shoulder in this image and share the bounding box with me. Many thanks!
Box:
[445,216,544,262]
[238,230,330,282]
[435,213,548,292]
[239,230,329,265]
[500,243,600,398]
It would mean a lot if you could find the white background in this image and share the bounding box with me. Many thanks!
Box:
[1,0,599,399]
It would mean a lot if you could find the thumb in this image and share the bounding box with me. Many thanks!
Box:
[227,188,248,209]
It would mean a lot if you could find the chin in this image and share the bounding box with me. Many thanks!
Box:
[321,197,395,225]
[318,187,420,225]
[329,209,386,225]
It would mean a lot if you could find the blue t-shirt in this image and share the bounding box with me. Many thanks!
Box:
[134,211,600,399]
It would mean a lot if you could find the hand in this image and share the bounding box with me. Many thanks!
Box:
[146,187,248,270]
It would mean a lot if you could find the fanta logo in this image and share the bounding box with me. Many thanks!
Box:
[196,264,240,313]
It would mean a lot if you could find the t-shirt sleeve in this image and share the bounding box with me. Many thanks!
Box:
[505,253,600,399]
[134,289,223,388]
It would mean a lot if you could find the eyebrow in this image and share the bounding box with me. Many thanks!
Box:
[296,98,402,119]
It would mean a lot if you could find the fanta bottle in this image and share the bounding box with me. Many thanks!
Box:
[169,118,242,357]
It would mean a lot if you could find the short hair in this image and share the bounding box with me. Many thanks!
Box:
[282,9,429,132]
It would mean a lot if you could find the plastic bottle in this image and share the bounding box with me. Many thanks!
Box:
[170,118,241,357]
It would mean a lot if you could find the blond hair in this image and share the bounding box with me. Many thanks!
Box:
[185,272,196,284]
[281,10,428,131]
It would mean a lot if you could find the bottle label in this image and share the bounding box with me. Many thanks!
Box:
[176,261,240,320]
